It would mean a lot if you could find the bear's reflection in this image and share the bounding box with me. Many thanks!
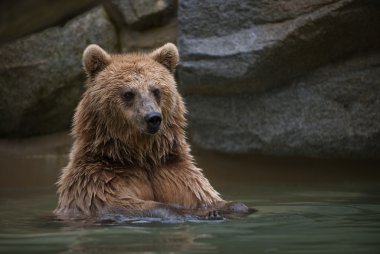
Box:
[60,222,215,253]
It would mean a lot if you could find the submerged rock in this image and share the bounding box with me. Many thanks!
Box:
[179,0,380,158]
[0,7,118,137]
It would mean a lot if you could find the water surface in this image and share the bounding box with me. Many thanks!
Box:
[0,132,379,253]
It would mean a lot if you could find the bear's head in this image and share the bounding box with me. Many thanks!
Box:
[73,44,187,165]
[75,43,185,142]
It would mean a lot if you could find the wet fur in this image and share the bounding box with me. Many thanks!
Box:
[55,43,251,220]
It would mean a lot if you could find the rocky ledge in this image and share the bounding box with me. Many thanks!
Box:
[179,0,380,158]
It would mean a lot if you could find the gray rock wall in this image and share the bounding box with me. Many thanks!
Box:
[0,0,99,44]
[0,7,117,137]
[179,0,380,158]
[187,52,380,158]
[1,0,379,159]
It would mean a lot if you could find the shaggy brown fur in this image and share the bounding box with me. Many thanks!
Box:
[55,43,251,221]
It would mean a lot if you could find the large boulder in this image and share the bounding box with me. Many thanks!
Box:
[178,0,380,158]
[187,52,380,158]
[0,7,118,137]
[0,0,99,44]
[179,0,380,94]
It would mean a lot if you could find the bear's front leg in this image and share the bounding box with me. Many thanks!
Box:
[151,160,254,218]
[151,160,223,209]
[105,196,224,221]
[98,171,224,220]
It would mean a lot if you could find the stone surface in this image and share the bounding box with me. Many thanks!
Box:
[186,52,380,158]
[108,0,176,30]
[0,7,118,137]
[104,0,178,53]
[178,0,380,158]
[0,0,99,44]
[178,0,380,95]
[120,18,177,53]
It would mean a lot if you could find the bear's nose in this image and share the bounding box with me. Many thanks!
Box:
[144,112,162,133]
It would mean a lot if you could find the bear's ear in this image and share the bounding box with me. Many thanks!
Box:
[149,43,179,73]
[82,44,111,78]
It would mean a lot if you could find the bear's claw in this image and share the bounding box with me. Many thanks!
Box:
[206,210,224,220]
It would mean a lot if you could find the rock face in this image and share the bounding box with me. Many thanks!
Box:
[187,52,380,158]
[178,0,380,158]
[118,18,177,53]
[0,0,99,44]
[109,0,176,30]
[0,7,118,137]
[105,0,177,53]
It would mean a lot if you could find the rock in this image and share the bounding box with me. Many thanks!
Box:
[104,0,178,53]
[107,0,177,30]
[178,0,380,158]
[186,52,380,158]
[178,0,380,95]
[119,18,177,53]
[0,0,99,44]
[0,7,118,137]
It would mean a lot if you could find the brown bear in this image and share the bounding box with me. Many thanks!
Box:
[55,43,252,221]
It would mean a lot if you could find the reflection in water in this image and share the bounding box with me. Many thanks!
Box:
[0,132,380,253]
[61,226,214,254]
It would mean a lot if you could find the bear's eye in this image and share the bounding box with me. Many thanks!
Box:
[123,91,135,102]
[152,88,161,99]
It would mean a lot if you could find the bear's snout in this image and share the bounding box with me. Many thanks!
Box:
[144,112,162,134]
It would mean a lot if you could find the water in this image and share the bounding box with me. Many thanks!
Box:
[0,132,380,254]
